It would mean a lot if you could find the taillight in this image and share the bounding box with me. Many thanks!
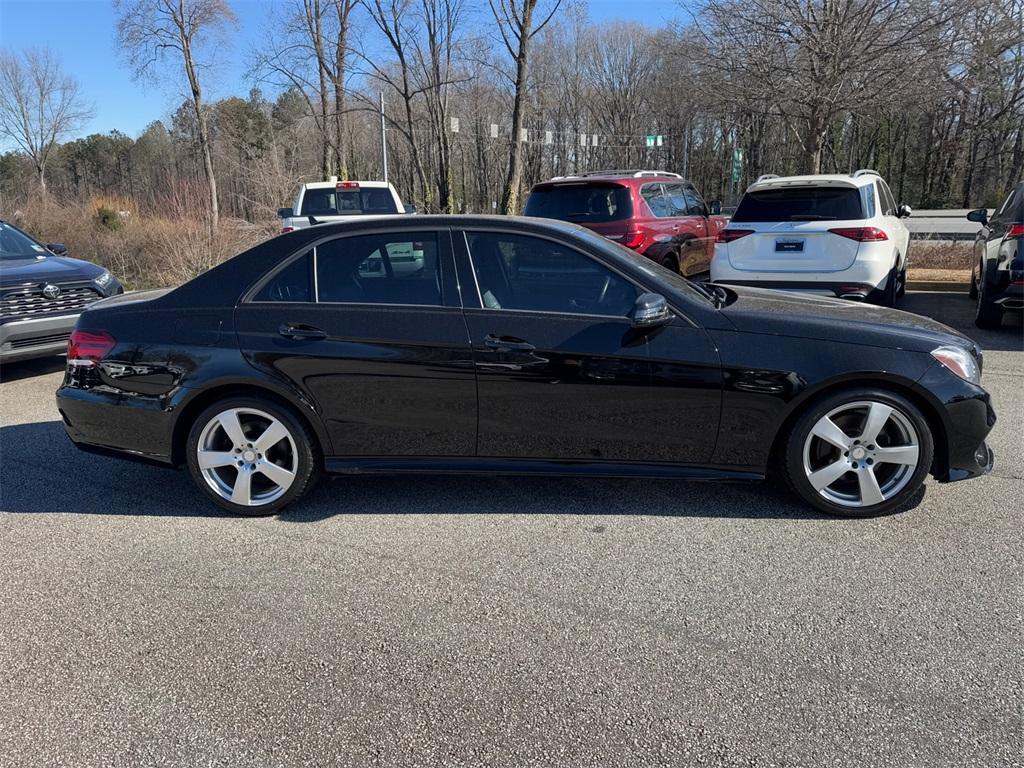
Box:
[1006,224,1024,238]
[67,329,116,367]
[280,226,295,234]
[716,229,754,243]
[623,227,644,249]
[829,227,888,242]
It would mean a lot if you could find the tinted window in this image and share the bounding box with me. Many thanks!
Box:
[663,184,688,216]
[466,232,637,317]
[683,186,706,216]
[732,187,865,222]
[254,251,313,302]
[878,180,897,215]
[642,184,672,218]
[0,222,48,261]
[523,184,632,223]
[863,184,877,217]
[299,187,398,216]
[316,233,442,306]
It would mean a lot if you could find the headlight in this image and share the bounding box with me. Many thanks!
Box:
[931,345,980,385]
[94,270,114,289]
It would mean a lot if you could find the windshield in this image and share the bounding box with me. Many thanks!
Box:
[299,187,398,216]
[569,225,716,306]
[732,187,865,222]
[524,184,633,223]
[0,222,48,261]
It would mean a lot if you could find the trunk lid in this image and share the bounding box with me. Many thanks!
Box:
[726,223,861,272]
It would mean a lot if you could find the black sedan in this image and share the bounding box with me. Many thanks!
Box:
[56,216,995,517]
[968,181,1023,328]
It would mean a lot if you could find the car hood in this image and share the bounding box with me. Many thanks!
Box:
[718,285,979,355]
[0,255,104,288]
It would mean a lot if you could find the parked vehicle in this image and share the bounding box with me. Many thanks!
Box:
[711,170,912,306]
[277,179,411,234]
[523,170,727,277]
[0,220,123,364]
[57,216,994,518]
[968,182,1023,329]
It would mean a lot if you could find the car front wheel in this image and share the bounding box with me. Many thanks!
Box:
[783,389,934,516]
[186,396,320,516]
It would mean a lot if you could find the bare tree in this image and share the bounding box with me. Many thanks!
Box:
[115,0,238,233]
[0,48,92,193]
[490,0,562,214]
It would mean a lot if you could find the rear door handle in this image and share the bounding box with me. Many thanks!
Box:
[483,334,535,352]
[279,322,326,340]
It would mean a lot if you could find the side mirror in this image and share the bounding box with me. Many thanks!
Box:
[46,243,68,255]
[277,207,293,219]
[405,204,418,215]
[631,292,672,329]
[898,203,913,218]
[708,200,722,216]
[966,207,988,225]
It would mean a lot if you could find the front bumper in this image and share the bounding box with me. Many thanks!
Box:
[0,313,78,363]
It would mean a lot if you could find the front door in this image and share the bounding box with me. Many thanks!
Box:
[235,228,477,457]
[456,228,721,464]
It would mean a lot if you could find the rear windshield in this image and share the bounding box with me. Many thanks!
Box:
[524,184,633,223]
[0,222,47,261]
[299,187,398,216]
[732,187,865,222]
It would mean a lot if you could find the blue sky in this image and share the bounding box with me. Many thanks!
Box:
[0,0,682,147]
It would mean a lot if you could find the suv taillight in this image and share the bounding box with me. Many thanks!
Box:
[68,329,116,367]
[1006,224,1024,238]
[716,229,754,243]
[623,226,644,249]
[829,227,888,242]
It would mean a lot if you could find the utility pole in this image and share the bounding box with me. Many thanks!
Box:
[379,91,389,184]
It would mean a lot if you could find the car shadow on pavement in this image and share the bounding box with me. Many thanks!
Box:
[1,420,926,522]
[0,355,67,383]
[899,292,1023,352]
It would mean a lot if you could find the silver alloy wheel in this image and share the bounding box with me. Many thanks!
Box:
[802,400,921,508]
[196,407,298,507]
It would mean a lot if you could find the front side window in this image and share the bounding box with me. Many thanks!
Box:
[316,232,442,306]
[877,180,897,215]
[466,232,637,318]
[683,186,706,216]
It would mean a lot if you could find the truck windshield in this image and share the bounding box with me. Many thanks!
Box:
[299,188,398,216]
[732,187,865,222]
[0,222,48,261]
[524,184,633,223]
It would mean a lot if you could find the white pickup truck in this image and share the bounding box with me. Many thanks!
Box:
[277,179,412,234]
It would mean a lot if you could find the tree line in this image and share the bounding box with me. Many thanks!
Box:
[2,0,1022,230]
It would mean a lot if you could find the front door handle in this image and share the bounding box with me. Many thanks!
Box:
[279,322,327,340]
[483,334,535,352]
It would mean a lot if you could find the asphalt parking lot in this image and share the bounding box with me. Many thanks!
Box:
[0,291,1021,768]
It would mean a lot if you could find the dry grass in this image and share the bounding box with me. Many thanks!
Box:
[909,238,974,271]
[5,189,275,290]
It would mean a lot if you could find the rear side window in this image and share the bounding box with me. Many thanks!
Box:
[253,251,313,302]
[316,232,442,306]
[299,187,398,216]
[732,187,865,222]
[523,184,632,223]
[641,184,672,218]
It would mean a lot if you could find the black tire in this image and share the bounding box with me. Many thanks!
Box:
[185,395,320,516]
[782,388,934,517]
[974,270,1003,329]
[660,251,680,274]
[968,260,979,299]
[896,261,907,298]
[877,264,899,307]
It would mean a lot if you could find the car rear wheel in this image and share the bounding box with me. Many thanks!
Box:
[877,264,899,307]
[783,389,933,516]
[186,396,319,516]
[968,260,980,299]
[974,272,1003,329]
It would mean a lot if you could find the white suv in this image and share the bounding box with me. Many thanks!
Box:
[711,170,911,305]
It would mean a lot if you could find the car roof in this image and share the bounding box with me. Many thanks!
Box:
[532,171,689,188]
[747,172,882,193]
[300,180,392,190]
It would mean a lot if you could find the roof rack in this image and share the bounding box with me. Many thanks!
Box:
[754,174,780,183]
[852,169,880,178]
[574,169,683,179]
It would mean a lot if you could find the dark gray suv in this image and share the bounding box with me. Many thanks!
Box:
[0,220,123,364]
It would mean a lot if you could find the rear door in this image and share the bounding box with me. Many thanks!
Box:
[455,228,721,464]
[726,185,863,272]
[234,228,477,457]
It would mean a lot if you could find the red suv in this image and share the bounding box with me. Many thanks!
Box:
[523,170,728,276]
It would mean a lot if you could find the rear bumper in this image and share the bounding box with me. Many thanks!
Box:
[0,313,77,363]
[709,279,880,300]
